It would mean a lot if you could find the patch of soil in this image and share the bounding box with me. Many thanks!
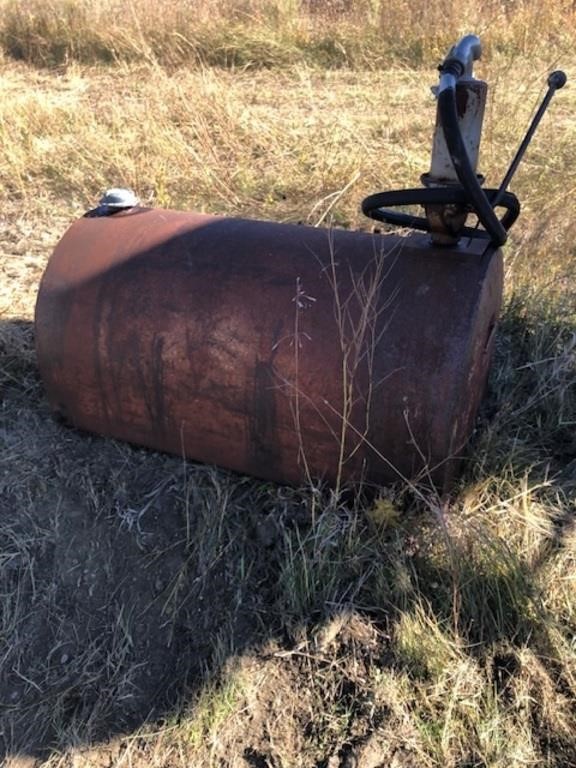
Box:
[0,319,292,760]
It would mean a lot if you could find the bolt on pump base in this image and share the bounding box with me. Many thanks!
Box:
[34,36,565,491]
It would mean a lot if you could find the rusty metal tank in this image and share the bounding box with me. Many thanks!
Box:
[35,205,502,489]
[37,33,565,491]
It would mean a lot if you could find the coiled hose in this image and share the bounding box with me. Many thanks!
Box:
[437,65,508,246]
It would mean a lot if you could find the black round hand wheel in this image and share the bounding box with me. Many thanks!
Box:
[362,186,520,241]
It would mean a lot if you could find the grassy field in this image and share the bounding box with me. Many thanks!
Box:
[1,1,576,766]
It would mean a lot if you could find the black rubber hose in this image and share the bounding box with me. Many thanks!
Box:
[362,187,520,237]
[437,78,508,246]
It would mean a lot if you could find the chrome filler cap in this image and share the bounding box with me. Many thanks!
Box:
[98,188,140,211]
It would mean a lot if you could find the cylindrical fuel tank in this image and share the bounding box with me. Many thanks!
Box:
[35,207,502,489]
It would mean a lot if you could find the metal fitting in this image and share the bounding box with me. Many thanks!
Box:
[98,188,140,215]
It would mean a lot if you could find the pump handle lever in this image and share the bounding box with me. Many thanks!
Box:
[492,70,567,211]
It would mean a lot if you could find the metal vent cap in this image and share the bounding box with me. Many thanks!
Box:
[99,188,140,209]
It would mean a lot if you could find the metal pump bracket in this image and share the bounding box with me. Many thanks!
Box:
[362,35,566,247]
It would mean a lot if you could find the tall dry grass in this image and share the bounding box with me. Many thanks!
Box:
[1,0,575,69]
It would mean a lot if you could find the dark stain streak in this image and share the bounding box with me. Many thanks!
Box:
[93,280,113,427]
[455,84,469,118]
[131,335,158,429]
[250,361,281,473]
[270,318,284,362]
[151,335,166,430]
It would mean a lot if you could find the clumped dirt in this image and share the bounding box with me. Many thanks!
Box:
[0,316,294,759]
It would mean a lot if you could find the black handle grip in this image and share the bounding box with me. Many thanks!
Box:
[548,70,567,90]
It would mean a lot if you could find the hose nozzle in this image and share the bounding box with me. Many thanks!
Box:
[441,34,482,80]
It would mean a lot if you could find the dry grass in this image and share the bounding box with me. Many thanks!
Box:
[1,1,576,766]
[0,0,575,69]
